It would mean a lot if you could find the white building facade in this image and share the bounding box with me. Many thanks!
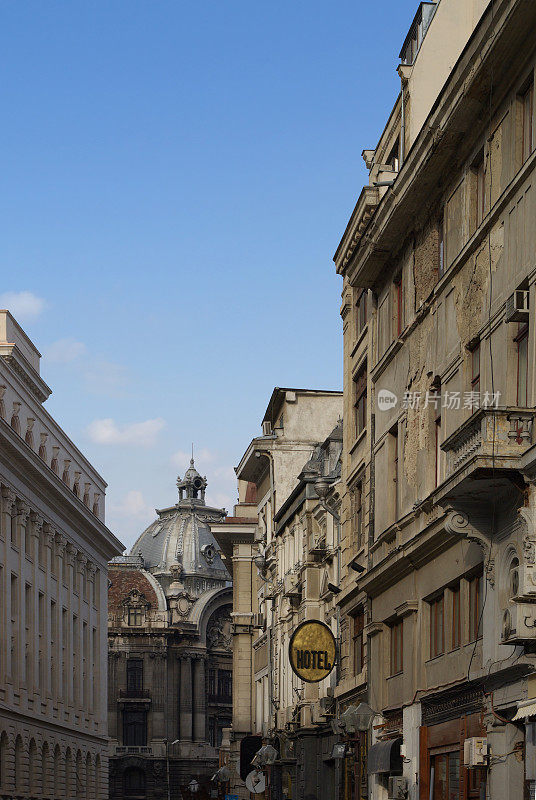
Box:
[0,311,123,798]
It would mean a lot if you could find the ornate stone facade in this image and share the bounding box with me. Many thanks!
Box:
[108,460,233,800]
[0,311,123,799]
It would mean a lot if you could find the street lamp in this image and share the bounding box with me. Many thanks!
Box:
[165,739,180,800]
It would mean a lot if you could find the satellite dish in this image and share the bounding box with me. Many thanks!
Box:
[245,770,266,794]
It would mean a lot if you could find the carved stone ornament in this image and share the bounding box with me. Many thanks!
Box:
[201,542,217,565]
[122,588,150,611]
[29,511,44,534]
[15,499,30,524]
[55,533,68,557]
[39,432,48,461]
[43,523,56,548]
[206,607,233,651]
[1,486,16,516]
[444,510,494,584]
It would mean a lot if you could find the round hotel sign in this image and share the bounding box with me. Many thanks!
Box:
[289,620,336,683]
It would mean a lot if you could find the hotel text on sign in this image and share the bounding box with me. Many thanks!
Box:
[289,620,336,683]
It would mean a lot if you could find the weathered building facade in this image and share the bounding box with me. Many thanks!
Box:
[334,1,536,799]
[212,387,343,799]
[0,310,123,798]
[108,461,233,800]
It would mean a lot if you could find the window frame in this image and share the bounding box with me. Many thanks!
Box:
[515,323,529,406]
[429,594,445,659]
[522,81,534,164]
[390,619,403,676]
[470,342,481,396]
[353,363,367,439]
[468,571,484,642]
[356,290,368,339]
[128,607,143,627]
[126,658,144,694]
[352,610,365,676]
[451,583,461,650]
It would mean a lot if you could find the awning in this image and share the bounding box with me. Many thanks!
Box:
[513,700,536,721]
[367,738,403,775]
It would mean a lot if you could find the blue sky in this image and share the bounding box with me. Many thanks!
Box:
[2,0,419,548]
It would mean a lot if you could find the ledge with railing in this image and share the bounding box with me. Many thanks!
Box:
[441,407,534,478]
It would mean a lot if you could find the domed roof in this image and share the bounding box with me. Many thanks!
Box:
[129,460,228,583]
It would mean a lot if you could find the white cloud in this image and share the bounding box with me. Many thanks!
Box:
[109,490,154,519]
[87,417,166,447]
[45,337,86,363]
[0,290,46,320]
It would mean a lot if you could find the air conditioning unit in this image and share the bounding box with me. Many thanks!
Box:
[252,613,265,629]
[262,421,272,436]
[388,776,408,799]
[501,603,536,644]
[505,290,529,323]
[319,695,335,715]
[464,737,488,767]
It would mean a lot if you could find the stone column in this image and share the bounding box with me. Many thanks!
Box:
[193,655,206,741]
[179,655,192,741]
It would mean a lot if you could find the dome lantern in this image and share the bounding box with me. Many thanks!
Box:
[177,457,207,503]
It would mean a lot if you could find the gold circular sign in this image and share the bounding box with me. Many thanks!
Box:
[289,620,336,683]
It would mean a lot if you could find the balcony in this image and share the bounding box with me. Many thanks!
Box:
[114,746,153,756]
[440,408,535,505]
[442,409,534,475]
[119,688,151,699]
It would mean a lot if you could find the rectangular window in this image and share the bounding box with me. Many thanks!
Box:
[435,409,442,488]
[451,584,461,649]
[126,659,143,693]
[217,669,232,700]
[390,620,403,675]
[438,215,445,277]
[391,425,399,519]
[123,710,147,746]
[128,607,143,627]
[471,342,481,396]
[477,157,486,225]
[394,275,404,337]
[352,611,365,675]
[208,668,216,697]
[353,363,367,439]
[351,482,363,548]
[522,82,534,163]
[356,290,368,338]
[516,324,529,406]
[430,594,444,658]
[469,571,484,641]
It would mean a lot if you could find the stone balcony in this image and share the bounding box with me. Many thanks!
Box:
[441,408,534,479]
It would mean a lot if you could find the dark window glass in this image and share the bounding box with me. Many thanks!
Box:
[126,659,143,693]
[123,711,147,746]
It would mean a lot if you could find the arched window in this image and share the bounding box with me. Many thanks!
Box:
[14,735,23,790]
[95,754,101,798]
[509,557,520,599]
[28,739,37,794]
[76,750,84,799]
[85,753,93,800]
[42,742,50,796]
[65,747,73,797]
[53,745,61,796]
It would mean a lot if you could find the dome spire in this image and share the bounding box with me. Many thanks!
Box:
[176,450,207,504]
